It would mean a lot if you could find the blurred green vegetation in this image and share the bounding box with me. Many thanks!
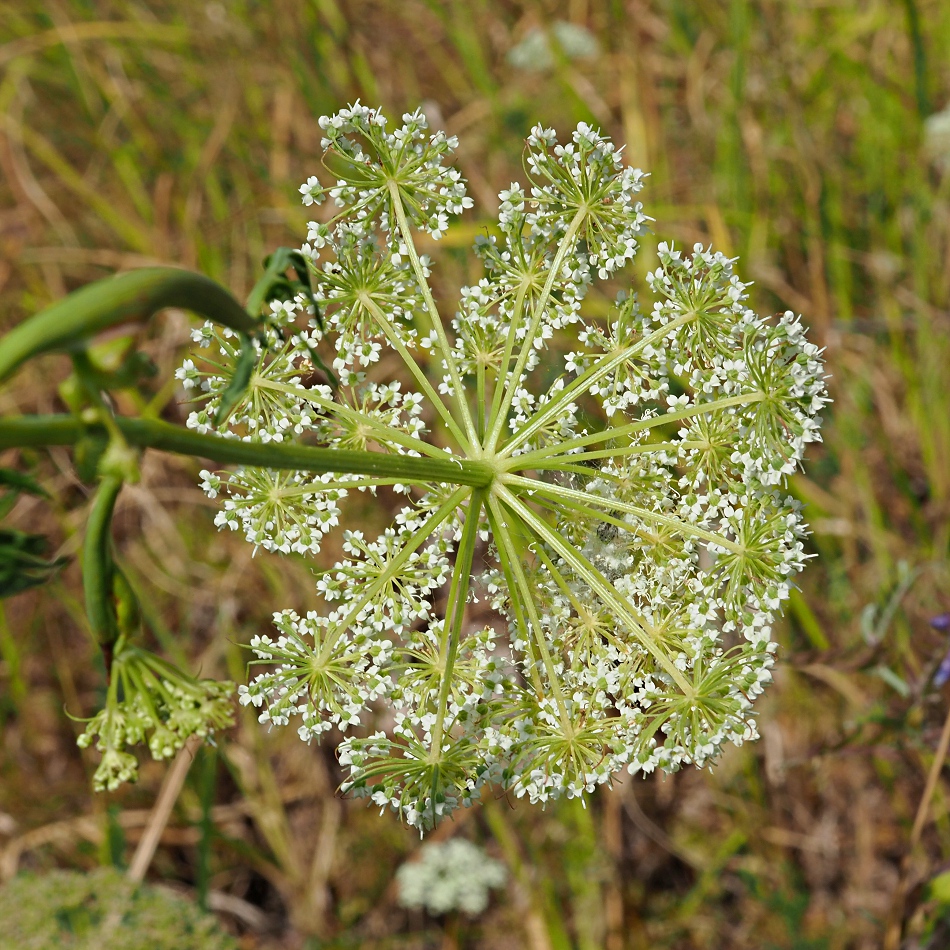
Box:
[0,866,236,949]
[1,1,949,948]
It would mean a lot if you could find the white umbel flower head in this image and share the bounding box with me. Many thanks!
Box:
[397,839,506,915]
[182,105,828,832]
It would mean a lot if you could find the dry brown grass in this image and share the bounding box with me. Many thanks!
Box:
[2,2,950,947]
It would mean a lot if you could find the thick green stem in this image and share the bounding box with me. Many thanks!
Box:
[0,268,257,383]
[0,415,495,488]
[83,475,123,657]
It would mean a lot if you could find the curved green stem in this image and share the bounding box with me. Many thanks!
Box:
[83,475,123,657]
[0,268,257,383]
[0,415,495,488]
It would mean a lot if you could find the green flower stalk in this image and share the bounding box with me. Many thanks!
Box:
[181,104,827,831]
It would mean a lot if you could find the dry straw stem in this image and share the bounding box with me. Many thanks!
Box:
[127,733,203,884]
[0,21,187,69]
[883,700,950,950]
[92,735,205,939]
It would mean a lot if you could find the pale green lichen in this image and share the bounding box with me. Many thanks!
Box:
[0,868,236,950]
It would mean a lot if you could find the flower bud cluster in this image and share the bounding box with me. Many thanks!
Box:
[526,122,648,278]
[237,609,395,739]
[301,103,472,241]
[78,641,234,791]
[178,297,321,442]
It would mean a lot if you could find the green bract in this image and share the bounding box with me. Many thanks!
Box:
[182,104,827,831]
